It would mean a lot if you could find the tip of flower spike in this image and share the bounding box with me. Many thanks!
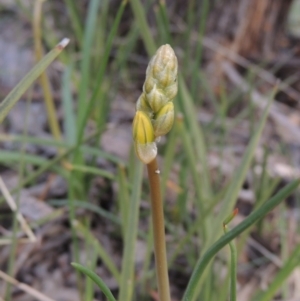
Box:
[154,44,177,69]
[157,44,175,57]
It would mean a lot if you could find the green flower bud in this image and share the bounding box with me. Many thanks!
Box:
[136,93,152,115]
[151,45,177,82]
[145,84,168,113]
[143,76,155,94]
[163,81,178,100]
[143,44,178,112]
[132,111,157,164]
[153,102,174,137]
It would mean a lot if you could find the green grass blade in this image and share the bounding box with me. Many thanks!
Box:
[62,65,77,146]
[255,243,300,301]
[190,0,209,99]
[77,0,127,141]
[117,165,130,239]
[161,125,177,201]
[118,159,143,301]
[64,0,83,45]
[0,38,69,124]
[77,0,101,129]
[178,75,212,201]
[0,133,124,165]
[213,88,275,232]
[73,220,121,283]
[0,132,100,205]
[182,179,300,301]
[0,151,67,178]
[71,263,117,301]
[49,199,120,225]
[69,164,115,180]
[129,0,156,55]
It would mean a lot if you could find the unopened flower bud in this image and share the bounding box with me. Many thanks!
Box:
[151,45,178,84]
[163,81,178,100]
[146,84,168,113]
[136,93,152,115]
[153,102,174,137]
[132,111,157,164]
[143,44,178,112]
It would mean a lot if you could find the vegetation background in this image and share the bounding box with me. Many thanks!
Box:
[0,0,300,300]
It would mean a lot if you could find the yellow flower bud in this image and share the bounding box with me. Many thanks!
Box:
[153,102,174,137]
[132,111,157,164]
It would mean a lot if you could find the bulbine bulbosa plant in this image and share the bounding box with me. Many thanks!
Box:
[72,44,300,301]
[132,44,178,301]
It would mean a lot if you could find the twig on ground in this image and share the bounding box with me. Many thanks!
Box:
[0,270,55,301]
[0,176,36,242]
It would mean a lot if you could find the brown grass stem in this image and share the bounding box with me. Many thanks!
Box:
[147,158,171,301]
[33,0,62,142]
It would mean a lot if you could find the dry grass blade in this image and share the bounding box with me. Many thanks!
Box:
[0,238,34,245]
[0,176,36,242]
[0,270,55,301]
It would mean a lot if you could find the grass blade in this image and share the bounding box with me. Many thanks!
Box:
[77,1,127,141]
[129,0,156,55]
[71,263,117,301]
[0,38,69,124]
[72,220,120,283]
[182,179,300,301]
[118,159,143,301]
[255,243,300,301]
[62,65,77,146]
[213,87,276,234]
[77,0,101,129]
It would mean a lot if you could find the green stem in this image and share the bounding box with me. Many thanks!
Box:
[223,222,237,301]
[147,158,171,301]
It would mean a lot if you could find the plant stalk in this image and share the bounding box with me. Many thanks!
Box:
[147,158,171,301]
